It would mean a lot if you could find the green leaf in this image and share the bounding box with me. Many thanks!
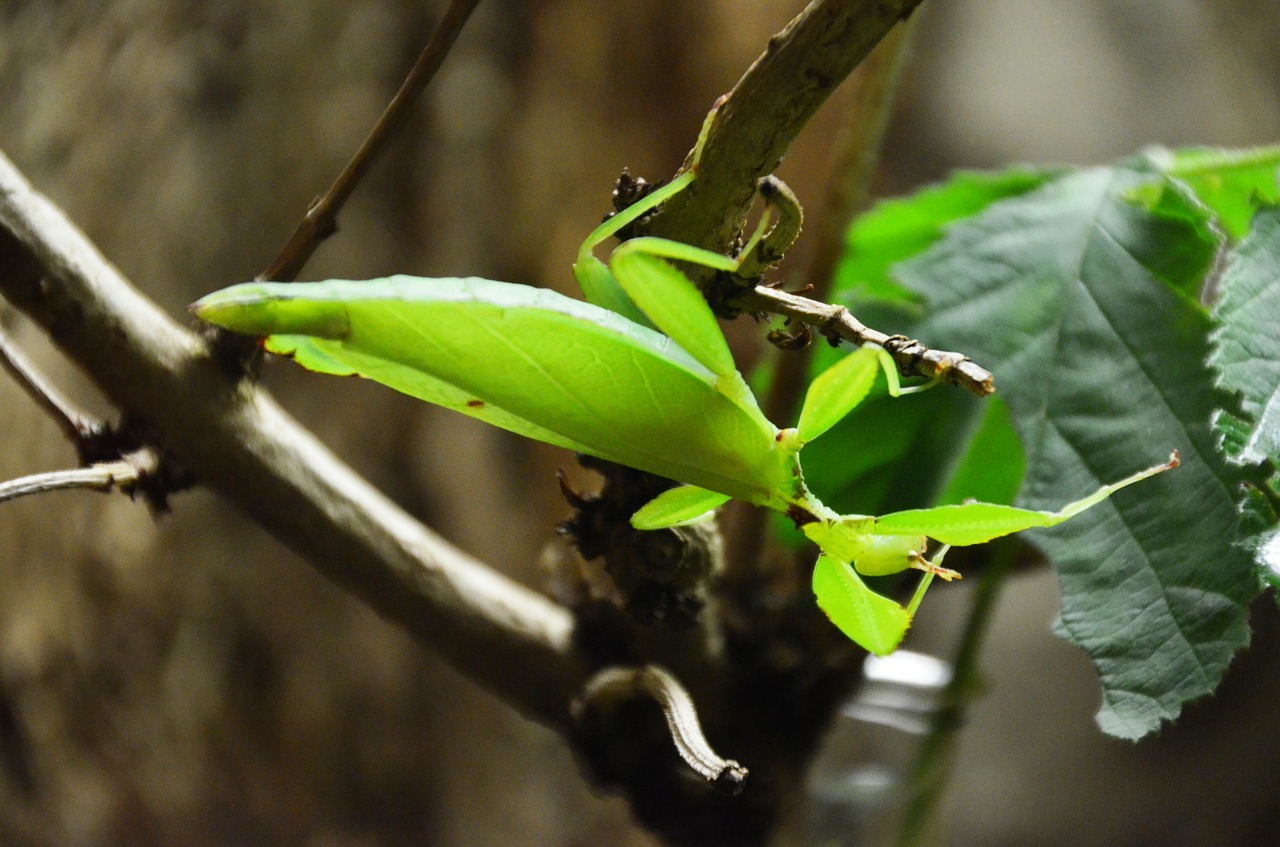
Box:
[895,165,1257,739]
[631,485,731,530]
[796,345,882,444]
[1209,204,1280,466]
[934,395,1026,506]
[1146,145,1280,240]
[833,168,1060,305]
[812,554,911,656]
[194,277,793,505]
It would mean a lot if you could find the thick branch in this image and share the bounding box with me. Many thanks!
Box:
[647,0,926,255]
[0,149,581,726]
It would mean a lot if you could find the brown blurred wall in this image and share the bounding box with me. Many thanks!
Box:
[1,2,1279,846]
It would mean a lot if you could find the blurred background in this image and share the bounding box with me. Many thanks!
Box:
[1,1,1279,845]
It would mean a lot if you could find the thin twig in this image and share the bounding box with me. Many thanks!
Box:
[747,285,995,396]
[0,458,145,505]
[0,323,96,442]
[260,0,482,282]
[574,664,748,794]
[895,540,1017,847]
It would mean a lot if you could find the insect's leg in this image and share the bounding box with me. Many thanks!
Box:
[907,547,961,581]
[905,544,953,618]
[576,96,724,264]
[868,344,938,397]
[574,98,725,317]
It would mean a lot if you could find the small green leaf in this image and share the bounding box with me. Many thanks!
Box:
[1148,144,1280,240]
[796,346,881,444]
[631,485,731,530]
[1209,204,1280,466]
[812,554,911,656]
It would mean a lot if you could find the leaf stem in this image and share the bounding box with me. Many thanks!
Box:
[895,540,1016,847]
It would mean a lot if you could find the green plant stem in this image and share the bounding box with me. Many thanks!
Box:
[895,540,1017,847]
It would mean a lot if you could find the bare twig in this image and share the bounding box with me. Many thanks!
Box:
[763,18,919,426]
[0,457,146,505]
[260,0,482,282]
[0,323,95,442]
[0,148,581,725]
[575,664,748,794]
[747,285,995,396]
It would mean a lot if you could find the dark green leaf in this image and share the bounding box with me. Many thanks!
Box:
[1209,205,1280,466]
[896,166,1256,739]
[833,168,1060,305]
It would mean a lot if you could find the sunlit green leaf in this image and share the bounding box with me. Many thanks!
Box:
[1146,144,1280,240]
[833,168,1059,305]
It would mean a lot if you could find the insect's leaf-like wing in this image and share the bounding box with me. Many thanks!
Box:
[796,345,882,444]
[608,248,737,379]
[194,277,789,504]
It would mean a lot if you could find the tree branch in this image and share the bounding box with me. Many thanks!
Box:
[647,0,926,255]
[0,458,144,505]
[574,664,748,794]
[0,149,581,726]
[0,322,95,443]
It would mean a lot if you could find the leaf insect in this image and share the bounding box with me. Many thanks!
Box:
[193,98,1178,656]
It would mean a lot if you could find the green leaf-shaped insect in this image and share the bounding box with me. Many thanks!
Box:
[193,101,1178,656]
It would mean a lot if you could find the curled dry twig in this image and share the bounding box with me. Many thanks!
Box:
[574,664,748,794]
